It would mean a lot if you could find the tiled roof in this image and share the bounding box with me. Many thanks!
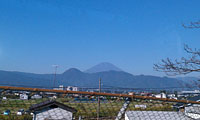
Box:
[29,100,77,113]
[185,106,200,114]
[125,111,192,120]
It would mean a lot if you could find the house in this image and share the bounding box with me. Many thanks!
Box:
[53,85,64,90]
[185,105,200,119]
[2,97,7,100]
[125,111,192,120]
[167,94,177,99]
[67,86,79,91]
[154,93,166,98]
[31,94,42,99]
[172,102,200,119]
[179,90,200,95]
[20,94,28,100]
[134,104,147,109]
[29,100,77,120]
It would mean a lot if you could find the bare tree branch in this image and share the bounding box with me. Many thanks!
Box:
[154,44,200,76]
[182,20,200,29]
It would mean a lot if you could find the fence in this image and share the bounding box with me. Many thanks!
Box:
[0,86,200,120]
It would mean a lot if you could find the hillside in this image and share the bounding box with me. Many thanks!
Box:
[0,69,184,89]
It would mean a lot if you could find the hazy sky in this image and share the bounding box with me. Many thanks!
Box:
[0,0,200,76]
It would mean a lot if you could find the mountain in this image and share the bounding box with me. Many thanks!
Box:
[176,77,200,89]
[0,69,184,89]
[85,62,122,73]
[0,70,52,87]
[177,77,200,83]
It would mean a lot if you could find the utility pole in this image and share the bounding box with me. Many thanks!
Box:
[97,78,101,120]
[52,65,58,89]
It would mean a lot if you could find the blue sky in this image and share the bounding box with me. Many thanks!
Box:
[0,0,200,76]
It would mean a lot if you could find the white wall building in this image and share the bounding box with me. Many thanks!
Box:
[167,94,177,99]
[2,97,7,100]
[30,100,77,120]
[31,94,42,99]
[67,86,79,91]
[134,104,147,109]
[20,94,28,100]
[154,93,166,98]
[54,85,64,90]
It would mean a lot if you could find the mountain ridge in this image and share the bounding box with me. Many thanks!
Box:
[85,62,122,73]
[0,68,185,89]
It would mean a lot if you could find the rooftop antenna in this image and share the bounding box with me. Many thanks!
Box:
[52,65,59,89]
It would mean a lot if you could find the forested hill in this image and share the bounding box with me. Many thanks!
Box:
[0,68,184,89]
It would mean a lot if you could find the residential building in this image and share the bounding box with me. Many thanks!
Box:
[67,86,79,91]
[154,93,166,98]
[20,94,28,100]
[185,105,200,119]
[179,90,200,94]
[53,85,64,90]
[31,94,42,99]
[2,97,7,100]
[125,111,192,120]
[134,104,147,109]
[29,100,77,120]
[167,94,177,99]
